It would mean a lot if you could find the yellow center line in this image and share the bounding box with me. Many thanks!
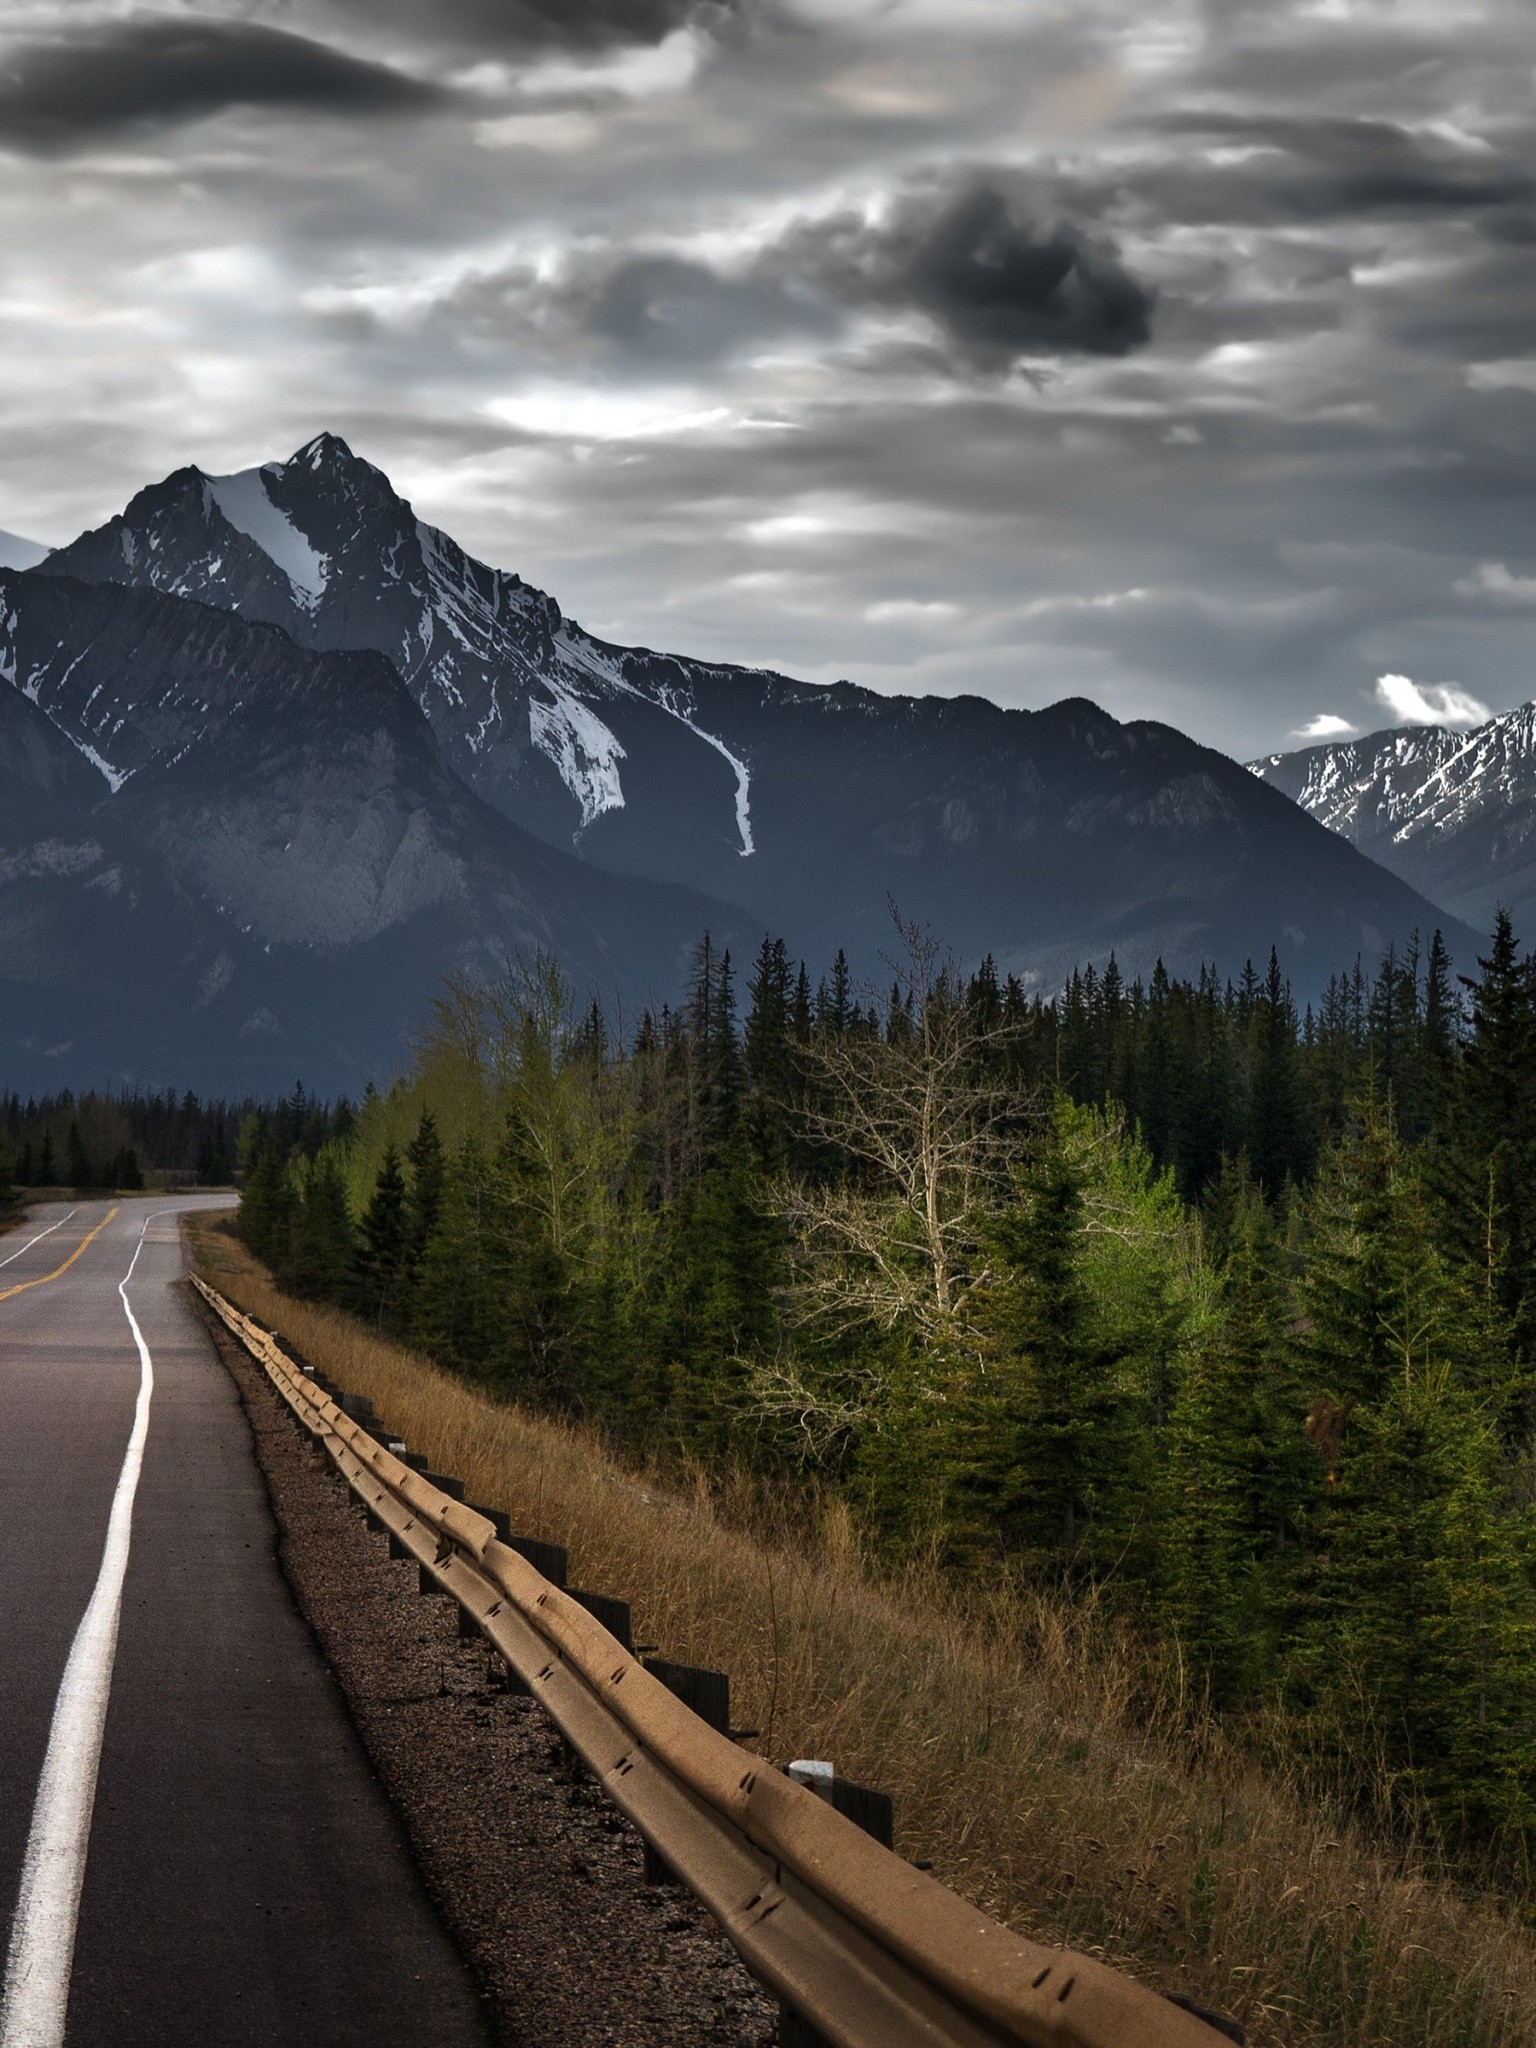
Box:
[0,1207,120,1304]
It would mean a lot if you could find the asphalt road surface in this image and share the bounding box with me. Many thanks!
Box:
[0,1197,490,2047]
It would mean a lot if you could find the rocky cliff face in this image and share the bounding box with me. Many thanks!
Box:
[1251,704,1536,938]
[0,568,745,1091]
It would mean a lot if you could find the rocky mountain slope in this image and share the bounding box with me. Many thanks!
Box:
[40,436,1479,998]
[1251,704,1536,940]
[0,569,743,1091]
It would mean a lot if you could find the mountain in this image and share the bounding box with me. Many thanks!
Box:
[0,568,745,1092]
[1251,705,1536,941]
[41,434,1479,995]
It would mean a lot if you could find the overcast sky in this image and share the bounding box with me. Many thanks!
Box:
[0,0,1533,758]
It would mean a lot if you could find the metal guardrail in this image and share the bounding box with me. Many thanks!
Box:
[191,1274,1234,2048]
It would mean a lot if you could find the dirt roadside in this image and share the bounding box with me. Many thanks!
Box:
[193,1291,778,2048]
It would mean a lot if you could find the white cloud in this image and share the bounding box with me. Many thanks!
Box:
[1456,560,1536,603]
[1374,673,1491,730]
[484,387,732,442]
[1293,713,1358,740]
[1467,357,1536,395]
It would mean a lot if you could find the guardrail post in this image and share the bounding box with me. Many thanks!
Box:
[506,1534,568,1586]
[569,1588,632,1651]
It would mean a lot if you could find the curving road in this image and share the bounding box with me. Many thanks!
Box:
[0,1198,489,2047]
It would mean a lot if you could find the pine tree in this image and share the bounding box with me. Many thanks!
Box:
[293,1153,354,1302]
[956,1107,1146,1577]
[66,1121,93,1191]
[411,1137,498,1371]
[405,1111,446,1267]
[1439,913,1536,1365]
[356,1144,408,1326]
[1297,1365,1536,1846]
[1248,950,1309,1194]
[819,949,852,1037]
[238,1128,292,1271]
[112,1146,145,1191]
[1164,1168,1310,1700]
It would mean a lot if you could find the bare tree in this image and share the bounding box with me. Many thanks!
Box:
[776,913,1034,1352]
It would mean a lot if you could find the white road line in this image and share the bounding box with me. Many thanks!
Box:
[0,1214,158,2048]
[0,1213,75,1273]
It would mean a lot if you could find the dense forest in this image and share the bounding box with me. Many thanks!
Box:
[0,1087,254,1202]
[237,915,1536,1867]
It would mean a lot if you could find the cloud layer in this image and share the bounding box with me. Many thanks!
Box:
[0,0,1532,758]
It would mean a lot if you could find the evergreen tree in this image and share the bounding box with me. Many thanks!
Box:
[356,1144,408,1326]
[238,1128,292,1272]
[411,1137,498,1371]
[1164,1168,1310,1700]
[405,1111,446,1270]
[956,1107,1146,1577]
[111,1146,145,1191]
[288,1153,352,1300]
[66,1121,93,1191]
[1440,913,1536,1364]
[1248,950,1309,1194]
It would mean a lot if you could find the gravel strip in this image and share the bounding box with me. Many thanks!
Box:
[197,1297,779,2048]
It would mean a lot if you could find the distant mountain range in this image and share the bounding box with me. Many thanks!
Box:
[1251,704,1536,944]
[0,434,1486,1090]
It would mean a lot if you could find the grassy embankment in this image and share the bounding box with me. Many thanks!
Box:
[187,1213,1536,2048]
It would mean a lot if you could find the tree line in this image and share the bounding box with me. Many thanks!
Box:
[0,1086,269,1206]
[237,916,1536,1863]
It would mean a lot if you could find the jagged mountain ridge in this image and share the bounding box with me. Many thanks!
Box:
[40,434,1480,993]
[0,568,747,1090]
[1250,704,1536,938]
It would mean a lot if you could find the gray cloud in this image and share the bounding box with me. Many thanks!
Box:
[0,17,438,153]
[1152,113,1534,222]
[762,181,1155,364]
[1,0,1534,765]
[586,254,837,364]
[903,188,1155,361]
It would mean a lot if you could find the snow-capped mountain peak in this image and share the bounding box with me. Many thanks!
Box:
[42,435,757,871]
[1251,701,1536,934]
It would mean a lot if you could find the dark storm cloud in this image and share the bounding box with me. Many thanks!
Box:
[0,17,439,153]
[776,182,1156,364]
[904,189,1155,361]
[322,0,738,54]
[587,256,837,365]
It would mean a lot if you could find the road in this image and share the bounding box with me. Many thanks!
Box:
[0,1197,490,2047]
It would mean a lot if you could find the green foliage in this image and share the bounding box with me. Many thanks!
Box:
[239,916,1536,1865]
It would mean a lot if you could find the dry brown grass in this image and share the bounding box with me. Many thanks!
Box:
[189,1216,1536,2048]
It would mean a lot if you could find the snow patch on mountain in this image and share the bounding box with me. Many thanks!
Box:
[660,694,755,856]
[529,683,626,828]
[72,737,130,793]
[206,467,329,606]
